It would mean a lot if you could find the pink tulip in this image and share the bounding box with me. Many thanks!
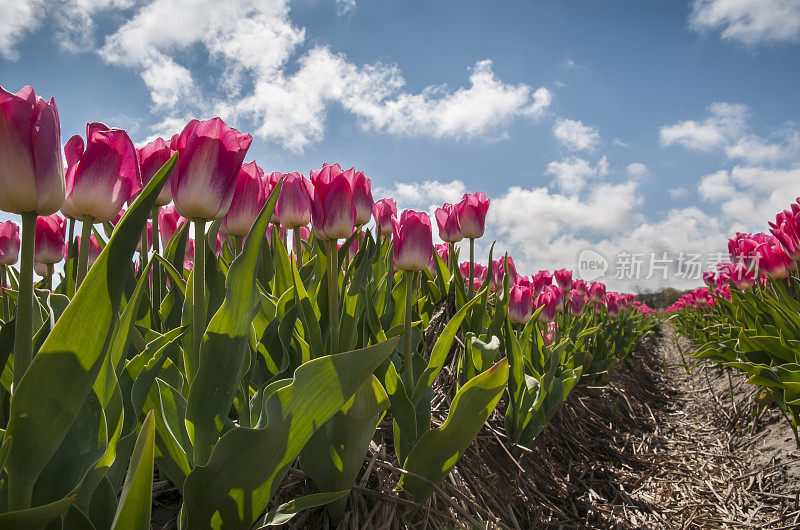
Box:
[492,256,517,291]
[392,209,433,271]
[171,117,252,220]
[435,243,449,265]
[275,172,312,228]
[546,284,564,311]
[136,221,153,252]
[265,223,286,246]
[459,261,488,290]
[508,283,534,324]
[221,161,268,236]
[307,163,356,240]
[373,198,397,236]
[64,123,141,222]
[34,213,66,264]
[534,290,557,323]
[587,282,606,303]
[75,234,101,267]
[137,137,175,206]
[158,205,187,248]
[434,203,462,243]
[567,289,584,316]
[702,271,716,288]
[184,238,196,270]
[554,269,572,291]
[574,279,587,296]
[605,293,621,317]
[757,240,793,280]
[0,221,20,265]
[729,262,755,290]
[532,270,553,294]
[353,170,373,226]
[0,85,65,215]
[456,192,490,239]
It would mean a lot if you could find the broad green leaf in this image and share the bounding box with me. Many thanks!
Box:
[0,495,75,529]
[256,491,349,528]
[2,153,176,509]
[110,410,155,530]
[299,376,388,522]
[182,337,399,530]
[400,358,508,503]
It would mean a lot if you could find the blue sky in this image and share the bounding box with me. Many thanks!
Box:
[2,0,800,290]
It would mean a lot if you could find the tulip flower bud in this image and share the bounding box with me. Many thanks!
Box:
[307,164,356,240]
[587,281,606,302]
[158,205,187,248]
[757,240,793,280]
[508,283,534,324]
[34,213,66,264]
[373,198,397,235]
[276,172,312,229]
[221,161,268,236]
[534,290,557,323]
[184,238,196,270]
[353,171,374,226]
[0,221,21,265]
[605,294,621,317]
[171,117,252,220]
[456,191,490,239]
[554,269,573,291]
[730,262,755,290]
[567,289,584,316]
[434,203,462,243]
[546,284,564,311]
[392,209,433,271]
[64,123,141,222]
[137,137,175,206]
[492,256,517,291]
[435,243,449,265]
[532,270,552,295]
[0,85,65,216]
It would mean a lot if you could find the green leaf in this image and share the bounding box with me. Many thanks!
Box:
[256,491,349,528]
[411,292,482,404]
[0,495,76,530]
[299,376,388,522]
[185,181,281,465]
[400,358,509,503]
[182,337,399,530]
[110,410,155,530]
[2,152,176,509]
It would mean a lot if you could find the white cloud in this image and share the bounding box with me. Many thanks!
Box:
[546,156,608,193]
[699,165,800,226]
[553,118,600,151]
[660,102,747,151]
[0,0,45,60]
[626,162,649,179]
[668,187,689,199]
[374,179,467,213]
[336,0,356,15]
[690,0,800,45]
[93,0,551,151]
[613,138,630,148]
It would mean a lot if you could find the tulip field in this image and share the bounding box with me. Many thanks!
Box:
[1,82,799,528]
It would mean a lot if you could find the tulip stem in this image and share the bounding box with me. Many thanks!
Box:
[469,238,475,299]
[328,240,339,354]
[151,208,161,331]
[13,211,36,392]
[294,229,303,269]
[191,219,207,382]
[404,270,414,389]
[47,264,53,291]
[1,266,9,322]
[76,215,94,289]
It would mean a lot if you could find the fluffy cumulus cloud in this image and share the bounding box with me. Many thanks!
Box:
[546,156,609,193]
[690,0,800,45]
[86,0,551,151]
[552,118,600,151]
[660,102,800,164]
